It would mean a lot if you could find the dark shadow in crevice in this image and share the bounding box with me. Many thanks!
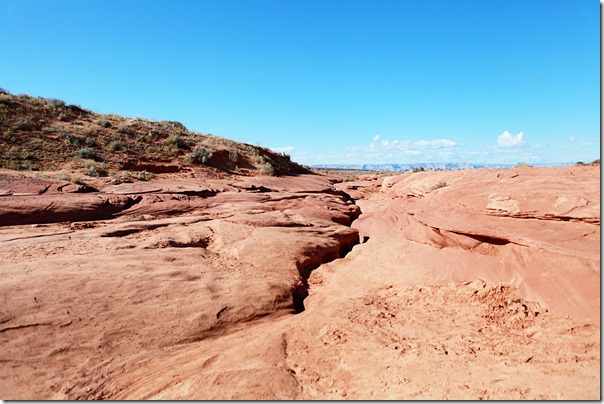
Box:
[291,202,363,313]
[450,231,511,246]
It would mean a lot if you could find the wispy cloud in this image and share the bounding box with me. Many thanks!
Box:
[497,130,526,147]
[356,135,456,152]
[569,136,576,142]
[270,146,296,154]
[413,139,457,148]
[343,135,458,163]
[579,141,593,146]
[456,144,541,164]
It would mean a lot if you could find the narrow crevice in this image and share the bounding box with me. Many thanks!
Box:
[448,231,511,246]
[292,243,357,313]
[3,230,75,242]
[121,194,143,211]
[0,193,143,226]
[165,238,210,248]
[488,211,599,225]
[292,281,310,313]
[100,228,141,237]
[36,184,52,195]
[180,189,218,198]
[216,306,228,319]
[99,218,177,238]
[292,197,362,313]
[56,183,98,193]
[283,187,358,204]
[0,321,53,334]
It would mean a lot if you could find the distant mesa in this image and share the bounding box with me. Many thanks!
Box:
[313,162,575,172]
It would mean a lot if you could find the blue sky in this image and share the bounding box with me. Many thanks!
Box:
[1,0,599,165]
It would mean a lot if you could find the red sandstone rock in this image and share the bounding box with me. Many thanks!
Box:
[0,167,599,400]
[340,166,600,324]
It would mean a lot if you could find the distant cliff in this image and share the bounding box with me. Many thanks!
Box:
[313,162,574,172]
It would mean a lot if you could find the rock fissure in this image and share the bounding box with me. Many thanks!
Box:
[413,216,532,250]
[292,197,362,313]
[448,230,513,246]
[0,321,54,334]
[487,211,600,225]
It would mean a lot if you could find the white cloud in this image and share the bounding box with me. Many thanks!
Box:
[270,146,296,154]
[413,139,457,148]
[343,135,458,163]
[579,141,593,146]
[367,135,456,151]
[497,131,526,147]
[569,136,576,142]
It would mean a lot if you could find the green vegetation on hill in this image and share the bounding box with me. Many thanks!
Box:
[0,91,311,177]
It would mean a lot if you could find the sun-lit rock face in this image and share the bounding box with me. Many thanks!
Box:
[0,166,599,400]
[0,173,360,399]
[339,166,599,324]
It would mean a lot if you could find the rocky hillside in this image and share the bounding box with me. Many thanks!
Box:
[0,90,310,178]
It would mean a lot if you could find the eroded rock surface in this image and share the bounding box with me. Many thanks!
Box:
[0,174,359,399]
[0,167,599,400]
[341,166,600,324]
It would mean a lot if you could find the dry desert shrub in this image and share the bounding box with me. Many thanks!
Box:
[431,181,449,190]
[258,161,275,175]
[187,146,212,164]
